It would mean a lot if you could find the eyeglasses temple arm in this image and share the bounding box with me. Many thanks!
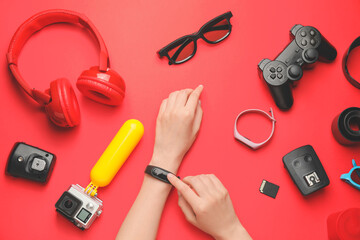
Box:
[352,159,358,167]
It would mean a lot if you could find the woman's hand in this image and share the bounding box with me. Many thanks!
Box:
[150,85,203,173]
[168,174,252,240]
[117,86,203,240]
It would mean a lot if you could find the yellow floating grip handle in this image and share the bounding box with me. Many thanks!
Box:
[90,119,144,188]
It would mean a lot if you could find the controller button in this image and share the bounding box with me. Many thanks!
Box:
[304,155,312,162]
[296,58,304,64]
[301,39,307,46]
[288,65,302,80]
[86,203,94,210]
[277,67,282,72]
[293,160,301,168]
[31,158,46,171]
[310,39,316,46]
[277,73,283,79]
[300,31,306,37]
[270,67,276,73]
[310,30,315,36]
[304,48,319,62]
[270,73,276,79]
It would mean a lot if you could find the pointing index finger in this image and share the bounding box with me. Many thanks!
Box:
[167,174,200,207]
[185,85,203,112]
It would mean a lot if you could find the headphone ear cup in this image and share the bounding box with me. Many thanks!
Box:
[45,78,80,127]
[76,66,126,106]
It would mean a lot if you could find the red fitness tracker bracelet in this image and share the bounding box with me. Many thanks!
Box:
[145,165,179,184]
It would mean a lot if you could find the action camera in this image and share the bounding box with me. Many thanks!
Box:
[6,142,56,183]
[55,184,103,230]
[55,119,144,230]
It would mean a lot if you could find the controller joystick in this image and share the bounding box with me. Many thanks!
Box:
[258,24,337,110]
[287,65,303,81]
[303,48,319,64]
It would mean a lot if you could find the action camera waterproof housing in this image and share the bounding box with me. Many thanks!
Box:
[6,142,56,183]
[55,184,103,230]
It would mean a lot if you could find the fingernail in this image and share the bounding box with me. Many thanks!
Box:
[167,173,175,179]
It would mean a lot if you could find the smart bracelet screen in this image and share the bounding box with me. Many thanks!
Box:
[152,168,167,180]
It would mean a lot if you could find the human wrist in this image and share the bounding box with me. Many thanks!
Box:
[143,173,172,189]
[149,151,183,174]
[214,222,251,240]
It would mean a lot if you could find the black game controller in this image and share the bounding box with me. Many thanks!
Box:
[258,24,337,110]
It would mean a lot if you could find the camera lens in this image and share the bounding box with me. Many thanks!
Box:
[55,192,82,217]
[64,199,73,208]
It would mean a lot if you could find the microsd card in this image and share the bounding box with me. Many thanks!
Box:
[259,180,279,199]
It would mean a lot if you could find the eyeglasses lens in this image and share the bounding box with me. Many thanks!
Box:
[167,38,195,63]
[203,18,231,43]
[350,168,360,185]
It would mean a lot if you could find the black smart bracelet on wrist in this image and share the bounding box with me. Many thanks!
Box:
[144,165,179,184]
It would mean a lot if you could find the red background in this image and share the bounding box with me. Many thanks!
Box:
[1,0,360,239]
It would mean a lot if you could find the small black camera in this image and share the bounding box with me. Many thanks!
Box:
[55,184,103,229]
[6,142,56,183]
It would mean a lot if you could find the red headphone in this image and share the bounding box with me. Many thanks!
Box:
[7,9,126,128]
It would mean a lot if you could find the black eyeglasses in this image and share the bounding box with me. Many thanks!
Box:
[157,11,233,65]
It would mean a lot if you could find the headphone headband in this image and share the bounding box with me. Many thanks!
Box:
[7,9,110,104]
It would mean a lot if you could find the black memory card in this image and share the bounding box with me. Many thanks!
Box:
[259,180,279,199]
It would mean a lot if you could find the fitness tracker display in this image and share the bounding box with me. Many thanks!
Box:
[343,37,360,89]
[145,165,178,184]
[332,107,360,145]
[234,108,276,150]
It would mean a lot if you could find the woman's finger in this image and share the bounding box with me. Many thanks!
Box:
[175,89,193,107]
[185,85,203,113]
[158,99,168,117]
[168,174,200,207]
[192,102,203,135]
[177,192,197,226]
[182,175,211,198]
[166,91,179,111]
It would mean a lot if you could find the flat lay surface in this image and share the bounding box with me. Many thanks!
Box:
[1,0,360,239]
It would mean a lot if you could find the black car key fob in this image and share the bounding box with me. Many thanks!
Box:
[6,142,56,183]
[283,145,329,195]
